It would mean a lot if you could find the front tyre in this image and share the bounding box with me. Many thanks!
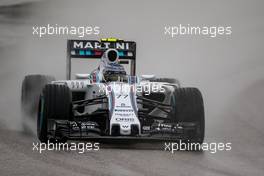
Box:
[21,75,55,116]
[21,74,55,134]
[172,87,205,143]
[37,84,72,142]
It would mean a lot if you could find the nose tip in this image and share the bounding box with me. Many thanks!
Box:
[120,125,131,135]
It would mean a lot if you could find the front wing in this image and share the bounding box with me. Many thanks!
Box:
[47,119,199,143]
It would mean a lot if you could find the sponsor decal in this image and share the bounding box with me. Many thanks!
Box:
[73,41,131,50]
[114,109,134,112]
[117,95,128,99]
[142,126,151,131]
[71,121,97,130]
[115,113,134,117]
[116,103,131,108]
[115,117,134,122]
[121,125,129,128]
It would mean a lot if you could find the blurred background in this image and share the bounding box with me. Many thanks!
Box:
[0,0,263,175]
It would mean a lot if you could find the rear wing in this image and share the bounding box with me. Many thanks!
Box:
[66,39,136,79]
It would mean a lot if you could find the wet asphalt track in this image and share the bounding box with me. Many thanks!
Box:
[0,123,264,176]
[0,1,264,176]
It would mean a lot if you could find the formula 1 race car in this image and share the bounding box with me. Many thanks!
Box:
[21,38,204,143]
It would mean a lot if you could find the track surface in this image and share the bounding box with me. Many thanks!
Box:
[0,129,263,176]
[0,1,264,176]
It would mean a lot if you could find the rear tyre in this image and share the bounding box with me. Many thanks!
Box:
[172,87,204,143]
[37,84,72,143]
[21,75,55,134]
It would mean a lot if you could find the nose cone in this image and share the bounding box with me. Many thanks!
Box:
[120,124,131,135]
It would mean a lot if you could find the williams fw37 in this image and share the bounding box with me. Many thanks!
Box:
[21,38,205,143]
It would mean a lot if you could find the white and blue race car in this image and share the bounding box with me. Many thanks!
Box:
[21,38,204,143]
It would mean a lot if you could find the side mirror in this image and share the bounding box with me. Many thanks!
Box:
[141,75,156,80]
[75,73,91,79]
